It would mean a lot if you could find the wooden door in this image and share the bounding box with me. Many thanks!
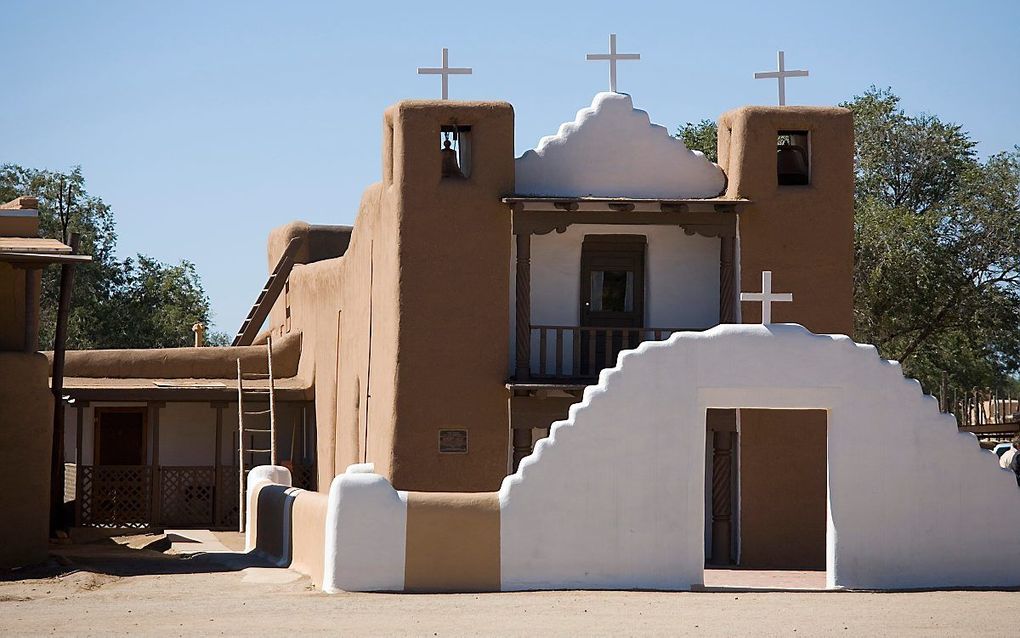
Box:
[579,235,646,376]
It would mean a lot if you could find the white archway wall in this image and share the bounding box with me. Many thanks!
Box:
[508,224,721,376]
[499,325,1020,590]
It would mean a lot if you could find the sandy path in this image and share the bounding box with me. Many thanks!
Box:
[1,534,1018,636]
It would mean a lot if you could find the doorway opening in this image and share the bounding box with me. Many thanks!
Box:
[704,408,827,589]
[578,234,646,377]
[94,407,147,466]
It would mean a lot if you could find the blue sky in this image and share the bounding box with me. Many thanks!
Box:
[4,0,1018,334]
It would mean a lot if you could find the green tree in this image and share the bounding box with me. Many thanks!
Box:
[845,88,1020,392]
[0,164,227,349]
[673,90,1020,392]
[676,119,719,162]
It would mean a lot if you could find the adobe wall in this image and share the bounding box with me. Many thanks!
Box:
[278,100,513,493]
[719,106,854,568]
[0,352,53,568]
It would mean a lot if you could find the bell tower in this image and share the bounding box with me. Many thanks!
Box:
[718,106,854,334]
[382,100,515,491]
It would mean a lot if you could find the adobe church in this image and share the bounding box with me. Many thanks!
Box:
[0,43,854,573]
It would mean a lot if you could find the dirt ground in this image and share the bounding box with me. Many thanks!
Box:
[1,532,1018,637]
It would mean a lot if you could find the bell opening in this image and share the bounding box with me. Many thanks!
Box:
[777,130,810,186]
[440,125,472,179]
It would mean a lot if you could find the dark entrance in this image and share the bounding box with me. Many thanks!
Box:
[95,407,147,465]
[579,234,646,377]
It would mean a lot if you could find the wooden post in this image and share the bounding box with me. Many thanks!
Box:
[719,235,737,324]
[212,401,225,527]
[148,402,164,528]
[268,336,277,465]
[237,359,246,533]
[49,233,80,534]
[515,232,532,382]
[74,403,85,527]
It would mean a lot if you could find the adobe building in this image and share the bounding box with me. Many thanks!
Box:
[254,91,852,570]
[0,196,88,567]
[39,87,850,570]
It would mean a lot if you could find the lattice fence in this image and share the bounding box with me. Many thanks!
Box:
[79,465,152,528]
[160,467,216,527]
[290,464,316,491]
[216,468,243,528]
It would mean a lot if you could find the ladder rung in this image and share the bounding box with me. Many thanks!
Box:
[244,428,272,433]
[242,373,272,378]
[245,448,272,453]
[244,409,271,415]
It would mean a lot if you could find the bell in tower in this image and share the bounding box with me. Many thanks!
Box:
[441,132,464,179]
[777,131,810,185]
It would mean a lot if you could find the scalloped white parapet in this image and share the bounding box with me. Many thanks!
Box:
[499,323,1020,591]
[515,92,726,198]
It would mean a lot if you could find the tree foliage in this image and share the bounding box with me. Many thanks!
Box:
[845,88,1020,392]
[673,90,1020,391]
[676,119,719,163]
[0,164,227,349]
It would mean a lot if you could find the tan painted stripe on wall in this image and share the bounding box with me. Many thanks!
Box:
[403,491,500,592]
[289,490,329,587]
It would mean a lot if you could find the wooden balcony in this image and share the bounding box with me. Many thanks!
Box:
[528,324,705,382]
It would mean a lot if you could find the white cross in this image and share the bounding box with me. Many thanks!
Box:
[753,50,809,106]
[740,271,793,324]
[586,33,640,93]
[417,48,472,100]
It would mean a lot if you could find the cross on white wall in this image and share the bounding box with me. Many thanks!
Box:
[753,51,809,106]
[417,48,472,100]
[586,33,640,93]
[740,271,793,324]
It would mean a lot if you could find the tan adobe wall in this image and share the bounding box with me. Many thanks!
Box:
[0,263,36,351]
[279,101,514,493]
[718,106,854,569]
[0,196,40,238]
[0,352,53,568]
[48,331,301,379]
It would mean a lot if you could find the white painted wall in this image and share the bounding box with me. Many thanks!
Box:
[509,224,720,375]
[499,324,1020,591]
[515,92,725,198]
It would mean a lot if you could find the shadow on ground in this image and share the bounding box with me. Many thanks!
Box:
[0,533,272,582]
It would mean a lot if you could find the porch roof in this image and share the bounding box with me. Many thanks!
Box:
[0,237,93,265]
[501,195,751,214]
[59,375,313,402]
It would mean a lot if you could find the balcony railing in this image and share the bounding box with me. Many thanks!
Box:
[529,324,704,381]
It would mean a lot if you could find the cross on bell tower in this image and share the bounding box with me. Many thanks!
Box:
[586,33,640,93]
[754,50,809,106]
[740,271,793,324]
[417,48,473,100]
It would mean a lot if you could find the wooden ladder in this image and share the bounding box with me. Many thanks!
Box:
[237,336,277,533]
[231,237,302,346]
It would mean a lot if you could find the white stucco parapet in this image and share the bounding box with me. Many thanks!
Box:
[499,323,1020,591]
[514,92,726,198]
[244,465,291,552]
[321,469,408,594]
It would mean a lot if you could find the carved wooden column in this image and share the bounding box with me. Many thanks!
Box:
[515,232,532,382]
[711,428,735,565]
[512,419,532,471]
[719,235,737,324]
[74,402,86,527]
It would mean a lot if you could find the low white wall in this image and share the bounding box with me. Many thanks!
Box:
[499,324,1020,590]
[322,466,408,593]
